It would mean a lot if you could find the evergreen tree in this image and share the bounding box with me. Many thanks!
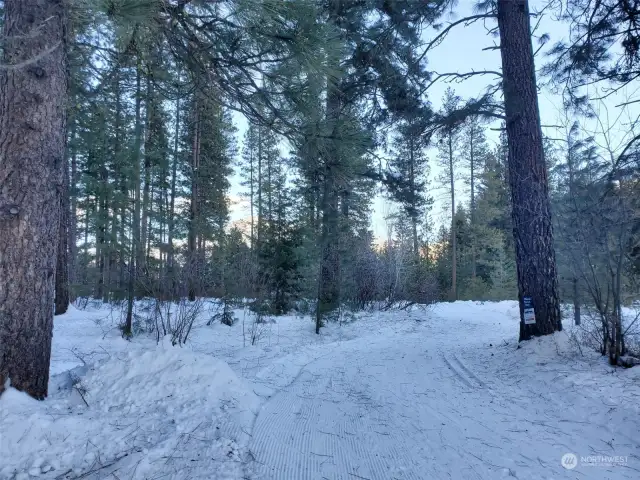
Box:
[497,0,562,340]
[389,119,431,257]
[0,0,69,399]
[436,88,463,300]
[461,117,490,281]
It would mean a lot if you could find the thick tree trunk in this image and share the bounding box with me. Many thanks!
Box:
[316,66,341,334]
[0,0,68,399]
[497,0,561,340]
[316,164,340,333]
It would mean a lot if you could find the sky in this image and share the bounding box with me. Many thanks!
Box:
[226,0,639,242]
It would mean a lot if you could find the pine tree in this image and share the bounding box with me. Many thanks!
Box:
[389,118,431,257]
[461,117,490,281]
[0,0,69,399]
[437,88,463,300]
[497,0,562,340]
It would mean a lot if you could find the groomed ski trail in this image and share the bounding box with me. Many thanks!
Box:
[246,312,640,480]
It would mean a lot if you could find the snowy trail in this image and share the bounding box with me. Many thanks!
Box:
[247,311,640,480]
[3,301,640,479]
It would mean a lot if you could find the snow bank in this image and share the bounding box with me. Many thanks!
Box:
[0,341,259,479]
[3,299,640,479]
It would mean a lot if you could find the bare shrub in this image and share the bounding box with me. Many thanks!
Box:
[242,308,272,346]
[148,297,204,345]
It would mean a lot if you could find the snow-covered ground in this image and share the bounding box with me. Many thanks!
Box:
[1,301,640,479]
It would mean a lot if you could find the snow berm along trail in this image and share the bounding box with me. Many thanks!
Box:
[1,301,639,479]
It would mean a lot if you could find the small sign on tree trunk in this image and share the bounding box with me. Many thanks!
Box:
[523,296,536,325]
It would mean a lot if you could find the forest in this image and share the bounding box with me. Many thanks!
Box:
[1,0,640,403]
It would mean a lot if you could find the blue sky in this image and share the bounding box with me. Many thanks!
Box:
[228,0,639,242]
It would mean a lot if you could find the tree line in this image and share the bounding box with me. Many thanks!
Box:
[1,0,639,400]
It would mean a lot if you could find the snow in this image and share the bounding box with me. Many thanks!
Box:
[1,301,640,479]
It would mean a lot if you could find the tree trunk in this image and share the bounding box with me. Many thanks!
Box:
[257,125,263,251]
[167,96,179,293]
[68,115,77,296]
[124,60,143,336]
[573,277,580,326]
[409,136,419,257]
[55,158,69,315]
[140,75,152,276]
[316,51,341,333]
[132,65,143,286]
[316,163,340,333]
[107,186,118,298]
[0,0,68,399]
[83,206,90,284]
[497,0,561,340]
[469,124,476,280]
[114,72,126,292]
[145,182,154,267]
[249,137,255,250]
[188,94,201,301]
[96,160,108,300]
[55,106,71,314]
[449,133,457,301]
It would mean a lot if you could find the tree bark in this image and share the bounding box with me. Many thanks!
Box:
[113,71,127,292]
[316,161,340,333]
[409,136,419,257]
[497,0,561,340]
[188,94,201,301]
[55,158,69,315]
[0,0,68,399]
[316,52,341,333]
[140,75,152,276]
[95,153,108,299]
[449,133,457,301]
[167,96,179,292]
[249,137,255,250]
[469,123,476,280]
[257,125,263,251]
[124,60,143,336]
[68,114,77,295]
[573,277,580,326]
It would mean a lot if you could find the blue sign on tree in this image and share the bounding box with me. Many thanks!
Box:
[523,296,536,325]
